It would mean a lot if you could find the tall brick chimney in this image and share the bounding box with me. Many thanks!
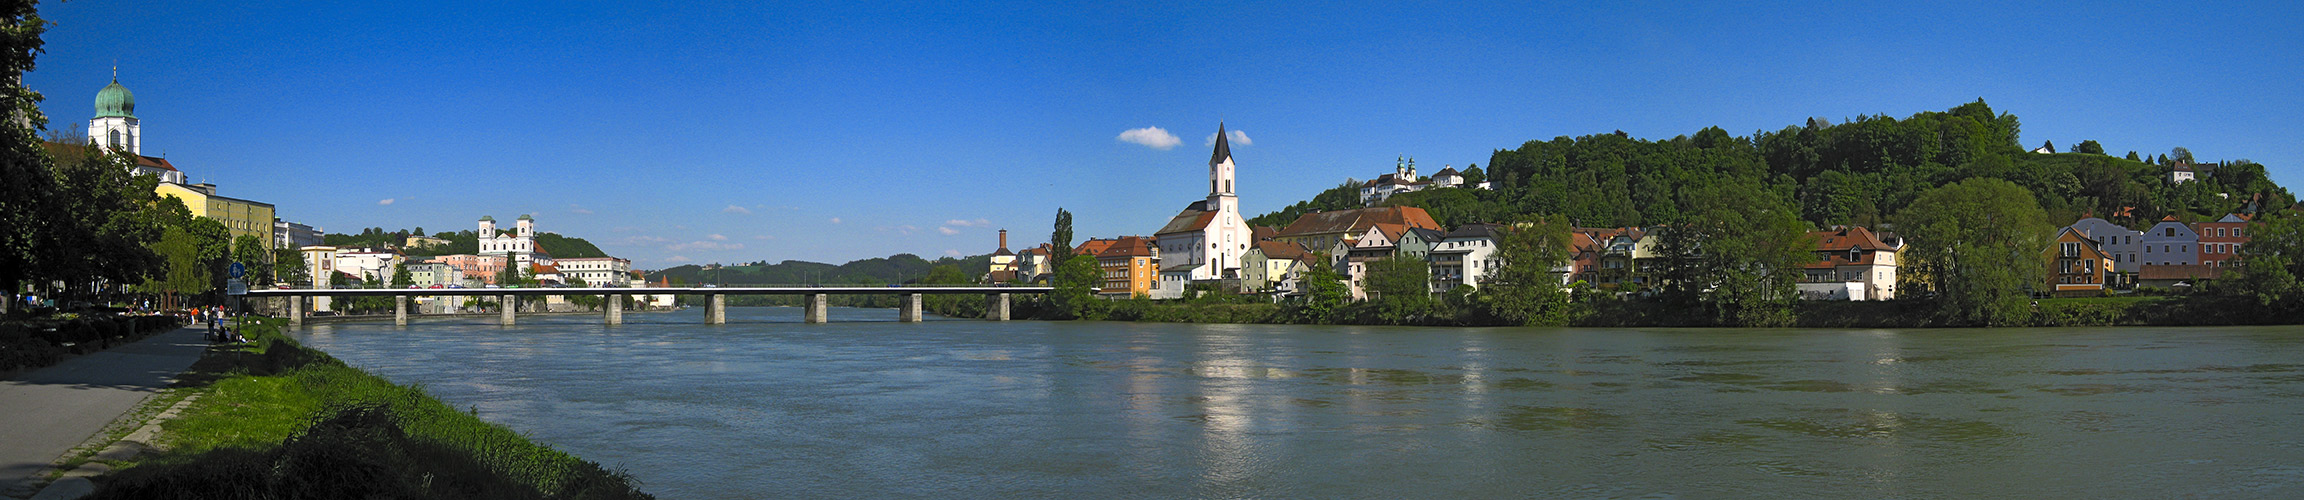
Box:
[998,229,1008,250]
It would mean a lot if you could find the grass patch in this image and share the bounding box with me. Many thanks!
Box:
[88,317,652,499]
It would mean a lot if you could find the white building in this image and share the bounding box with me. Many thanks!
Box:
[1429,224,1502,291]
[2140,216,2199,267]
[555,257,633,287]
[275,220,323,250]
[300,245,337,312]
[478,214,539,269]
[1151,123,1253,299]
[333,248,405,285]
[89,75,141,156]
[2171,162,2196,184]
[1359,156,1430,205]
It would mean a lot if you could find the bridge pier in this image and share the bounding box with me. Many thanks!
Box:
[501,294,517,325]
[706,294,726,325]
[606,294,623,325]
[394,295,408,326]
[288,295,303,326]
[899,293,922,322]
[986,293,1010,321]
[803,294,828,323]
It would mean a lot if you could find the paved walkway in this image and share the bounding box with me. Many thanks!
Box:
[0,325,207,494]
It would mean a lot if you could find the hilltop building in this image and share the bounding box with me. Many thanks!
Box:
[478,214,542,269]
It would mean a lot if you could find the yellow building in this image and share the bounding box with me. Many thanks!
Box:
[156,182,276,252]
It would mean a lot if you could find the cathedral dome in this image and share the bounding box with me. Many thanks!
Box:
[94,79,135,119]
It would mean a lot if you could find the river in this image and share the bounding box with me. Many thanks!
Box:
[289,306,2304,499]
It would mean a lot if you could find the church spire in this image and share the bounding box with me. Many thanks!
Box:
[1209,122,1232,166]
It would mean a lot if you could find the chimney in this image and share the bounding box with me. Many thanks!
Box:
[998,229,1009,250]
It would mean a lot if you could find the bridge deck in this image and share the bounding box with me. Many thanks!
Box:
[245,286,1051,297]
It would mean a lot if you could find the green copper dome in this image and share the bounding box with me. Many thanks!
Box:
[94,79,134,119]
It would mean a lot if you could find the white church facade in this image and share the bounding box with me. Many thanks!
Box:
[1153,123,1254,299]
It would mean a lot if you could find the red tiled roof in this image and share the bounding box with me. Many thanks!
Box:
[1274,207,1442,238]
[1074,238,1117,257]
[1254,240,1310,260]
[1097,236,1155,258]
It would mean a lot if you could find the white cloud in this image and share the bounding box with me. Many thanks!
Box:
[829,217,843,224]
[1205,129,1252,146]
[664,256,692,263]
[945,218,993,227]
[707,234,728,241]
[944,249,963,257]
[937,226,960,235]
[723,205,752,215]
[667,241,744,252]
[1117,126,1182,150]
[620,235,670,245]
[377,198,395,206]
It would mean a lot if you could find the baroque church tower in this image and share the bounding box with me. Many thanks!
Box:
[89,71,140,154]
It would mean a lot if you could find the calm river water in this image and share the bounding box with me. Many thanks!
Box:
[291,307,2304,499]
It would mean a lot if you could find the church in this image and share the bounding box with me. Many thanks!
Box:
[1152,123,1254,299]
[87,74,277,253]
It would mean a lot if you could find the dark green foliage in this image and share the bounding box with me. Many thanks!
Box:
[1479,217,1575,326]
[1894,178,2054,326]
[2073,140,2105,155]
[1362,254,1433,324]
[1290,253,1350,323]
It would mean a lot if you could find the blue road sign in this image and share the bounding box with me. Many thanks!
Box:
[229,262,247,278]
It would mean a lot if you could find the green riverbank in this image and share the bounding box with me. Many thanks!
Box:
[84,317,652,499]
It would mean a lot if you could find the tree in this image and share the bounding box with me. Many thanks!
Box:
[390,263,413,288]
[2171,147,2194,165]
[1362,254,1433,323]
[1657,180,1814,326]
[1294,252,1349,323]
[1459,164,1486,186]
[139,227,210,310]
[1893,178,2053,325]
[274,248,307,285]
[2074,140,2105,155]
[1482,216,1575,326]
[2125,151,2141,161]
[2228,215,2304,311]
[232,235,271,286]
[1045,208,1096,319]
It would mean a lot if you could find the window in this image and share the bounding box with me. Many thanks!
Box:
[108,129,121,148]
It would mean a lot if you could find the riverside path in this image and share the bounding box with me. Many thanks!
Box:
[0,325,206,497]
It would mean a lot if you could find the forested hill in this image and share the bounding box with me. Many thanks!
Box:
[1253,100,2296,230]
[321,228,608,259]
[643,253,991,286]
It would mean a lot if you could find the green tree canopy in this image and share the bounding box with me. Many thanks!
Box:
[1893,178,2053,325]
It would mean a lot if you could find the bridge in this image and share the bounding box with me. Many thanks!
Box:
[244,286,1053,326]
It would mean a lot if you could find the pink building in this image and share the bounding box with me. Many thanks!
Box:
[427,254,508,284]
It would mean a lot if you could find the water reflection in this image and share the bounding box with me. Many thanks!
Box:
[289,311,2304,499]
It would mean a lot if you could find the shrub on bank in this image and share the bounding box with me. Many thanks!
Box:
[89,318,652,500]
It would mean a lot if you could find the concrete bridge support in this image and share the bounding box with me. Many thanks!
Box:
[899,293,923,322]
[706,294,726,325]
[501,294,517,325]
[605,294,623,325]
[288,296,303,326]
[986,293,1010,321]
[803,294,829,323]
[394,295,408,326]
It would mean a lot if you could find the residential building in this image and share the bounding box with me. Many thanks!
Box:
[1343,224,1404,299]
[1430,224,1502,291]
[531,263,566,285]
[1795,226,1902,301]
[2194,213,2254,268]
[427,254,508,285]
[2139,216,2200,267]
[406,263,463,288]
[1017,244,1053,284]
[1270,206,1443,254]
[1152,124,1254,293]
[154,182,277,253]
[2171,162,2196,184]
[300,246,338,312]
[1579,227,1653,288]
[1395,227,1444,260]
[2032,141,2056,154]
[1427,166,1465,188]
[276,220,323,250]
[333,248,405,285]
[2066,217,2144,285]
[1097,236,1159,298]
[1241,241,1311,295]
[2045,227,2114,295]
[986,230,1019,283]
[556,257,634,286]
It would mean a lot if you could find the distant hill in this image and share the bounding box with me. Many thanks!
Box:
[320,228,606,258]
[1249,100,2295,231]
[643,252,992,286]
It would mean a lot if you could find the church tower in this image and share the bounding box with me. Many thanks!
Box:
[1207,123,1237,217]
[89,74,140,154]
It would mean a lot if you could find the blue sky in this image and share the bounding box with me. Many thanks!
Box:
[23,1,2303,268]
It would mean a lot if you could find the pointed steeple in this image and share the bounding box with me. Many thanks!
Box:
[1210,122,1232,165]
